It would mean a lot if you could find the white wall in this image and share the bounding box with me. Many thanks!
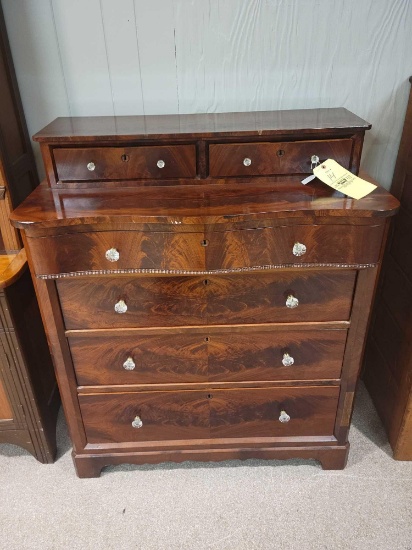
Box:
[2,0,412,188]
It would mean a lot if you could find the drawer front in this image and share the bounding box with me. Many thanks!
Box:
[207,329,346,382]
[58,271,356,329]
[29,223,383,277]
[206,224,385,269]
[209,139,353,177]
[54,145,196,182]
[71,333,208,385]
[79,386,340,444]
[28,231,205,276]
[70,329,346,385]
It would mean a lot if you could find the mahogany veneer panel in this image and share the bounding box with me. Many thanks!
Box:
[70,328,347,386]
[33,109,371,143]
[209,139,352,177]
[57,271,356,330]
[54,145,196,182]
[205,224,384,270]
[28,231,205,276]
[27,223,383,277]
[80,386,340,445]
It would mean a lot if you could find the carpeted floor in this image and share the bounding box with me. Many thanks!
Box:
[0,382,411,550]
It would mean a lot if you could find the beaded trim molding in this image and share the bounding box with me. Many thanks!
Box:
[36,262,377,279]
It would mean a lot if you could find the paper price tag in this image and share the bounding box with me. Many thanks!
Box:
[313,159,377,200]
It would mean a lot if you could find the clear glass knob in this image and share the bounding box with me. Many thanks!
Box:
[132,416,143,429]
[157,160,165,168]
[105,248,120,262]
[123,357,136,370]
[279,410,291,423]
[243,157,252,167]
[293,242,307,257]
[114,299,127,314]
[282,353,294,367]
[286,295,299,309]
[311,155,320,168]
[87,162,96,171]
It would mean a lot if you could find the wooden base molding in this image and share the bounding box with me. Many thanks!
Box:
[73,444,350,478]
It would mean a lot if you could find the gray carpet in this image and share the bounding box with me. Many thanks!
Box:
[1,382,411,550]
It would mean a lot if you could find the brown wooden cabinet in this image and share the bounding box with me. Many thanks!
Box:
[11,109,398,476]
[363,77,412,460]
[0,4,59,462]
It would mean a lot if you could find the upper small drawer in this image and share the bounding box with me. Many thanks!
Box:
[209,139,353,177]
[53,145,196,182]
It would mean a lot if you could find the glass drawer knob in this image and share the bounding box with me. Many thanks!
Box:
[132,416,143,429]
[311,155,320,168]
[293,242,306,257]
[114,299,127,314]
[279,410,291,423]
[105,248,120,262]
[157,160,165,168]
[123,357,136,370]
[282,353,294,367]
[286,295,299,309]
[243,157,252,167]
[87,162,96,171]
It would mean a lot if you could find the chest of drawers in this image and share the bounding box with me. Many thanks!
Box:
[11,109,399,477]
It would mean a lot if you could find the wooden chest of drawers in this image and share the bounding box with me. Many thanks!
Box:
[11,109,399,477]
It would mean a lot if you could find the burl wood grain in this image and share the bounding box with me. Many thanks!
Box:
[57,270,357,330]
[79,386,340,444]
[54,145,196,182]
[69,328,347,386]
[209,139,353,177]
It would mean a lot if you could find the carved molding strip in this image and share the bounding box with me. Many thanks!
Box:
[36,263,377,279]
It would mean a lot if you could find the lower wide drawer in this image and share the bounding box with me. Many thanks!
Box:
[58,270,356,329]
[70,329,347,385]
[79,386,340,444]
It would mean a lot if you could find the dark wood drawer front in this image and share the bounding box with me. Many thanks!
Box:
[206,224,384,269]
[58,271,356,330]
[80,390,210,443]
[209,139,353,177]
[54,145,196,182]
[209,386,339,439]
[80,386,340,444]
[28,231,205,276]
[207,329,346,382]
[28,223,384,277]
[70,329,346,386]
[58,276,206,329]
[205,271,356,325]
[71,333,208,385]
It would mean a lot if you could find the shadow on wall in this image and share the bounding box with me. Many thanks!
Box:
[361,81,410,190]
